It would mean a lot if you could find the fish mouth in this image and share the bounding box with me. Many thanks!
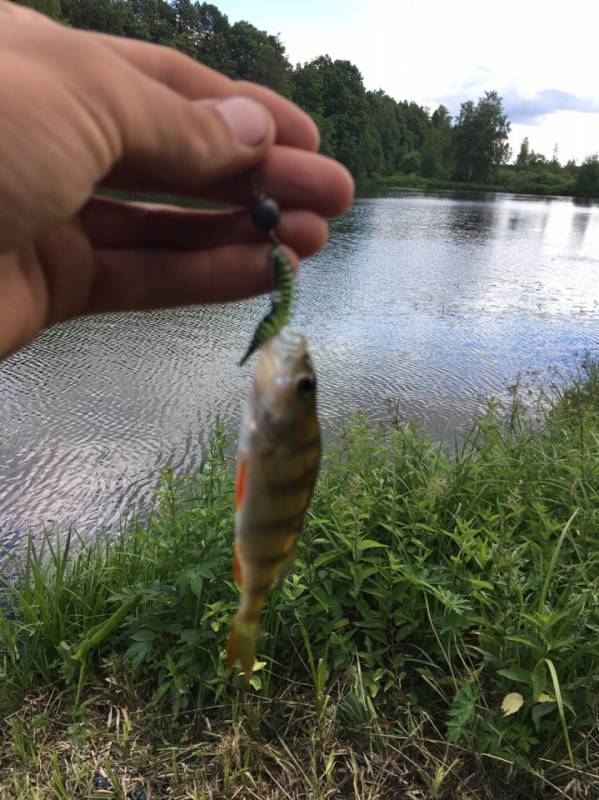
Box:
[270,328,307,361]
[278,328,304,347]
[255,327,315,396]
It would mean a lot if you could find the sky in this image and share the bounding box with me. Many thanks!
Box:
[215,0,599,164]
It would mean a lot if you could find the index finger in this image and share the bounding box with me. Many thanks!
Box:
[90,33,320,152]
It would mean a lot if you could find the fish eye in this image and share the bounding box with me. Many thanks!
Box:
[296,375,316,395]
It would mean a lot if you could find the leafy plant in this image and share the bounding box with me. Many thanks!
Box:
[2,368,599,795]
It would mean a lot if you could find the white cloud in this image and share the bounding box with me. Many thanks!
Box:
[218,0,599,162]
[511,114,599,164]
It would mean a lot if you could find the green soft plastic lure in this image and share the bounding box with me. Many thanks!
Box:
[239,247,294,366]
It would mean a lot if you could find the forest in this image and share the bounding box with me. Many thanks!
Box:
[13,0,599,197]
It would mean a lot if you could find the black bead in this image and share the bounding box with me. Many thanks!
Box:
[251,197,280,230]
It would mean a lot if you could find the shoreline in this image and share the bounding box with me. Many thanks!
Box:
[360,173,599,201]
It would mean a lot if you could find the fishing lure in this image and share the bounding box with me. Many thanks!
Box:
[239,247,294,366]
[239,185,295,365]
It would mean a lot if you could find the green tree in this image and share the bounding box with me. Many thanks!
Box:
[170,0,200,55]
[529,150,547,167]
[366,90,410,174]
[291,56,382,180]
[551,142,560,170]
[402,101,430,151]
[575,154,599,196]
[14,0,61,17]
[564,158,578,176]
[60,0,154,37]
[516,136,530,169]
[17,1,562,189]
[454,91,511,182]
[290,59,338,157]
[125,0,176,43]
[173,0,195,32]
[431,104,451,129]
[422,104,453,178]
[399,149,421,175]
[194,3,235,74]
[227,21,291,95]
[420,135,440,178]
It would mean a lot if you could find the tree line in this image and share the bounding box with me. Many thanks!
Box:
[13,0,599,196]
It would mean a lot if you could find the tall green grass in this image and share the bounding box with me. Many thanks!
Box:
[1,369,599,797]
[375,167,581,197]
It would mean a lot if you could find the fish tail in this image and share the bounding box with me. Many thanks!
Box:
[227,614,258,683]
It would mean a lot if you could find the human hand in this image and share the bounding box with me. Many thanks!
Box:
[0,2,354,358]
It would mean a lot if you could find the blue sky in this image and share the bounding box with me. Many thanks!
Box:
[215,0,599,163]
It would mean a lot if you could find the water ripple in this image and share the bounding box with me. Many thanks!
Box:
[2,191,599,549]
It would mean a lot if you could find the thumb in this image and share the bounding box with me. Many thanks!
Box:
[116,80,275,188]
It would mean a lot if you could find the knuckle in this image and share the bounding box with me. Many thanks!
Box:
[157,46,190,86]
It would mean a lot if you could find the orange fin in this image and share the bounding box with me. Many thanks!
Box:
[235,457,247,512]
[227,617,258,684]
[232,544,243,588]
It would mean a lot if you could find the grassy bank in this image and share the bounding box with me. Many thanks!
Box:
[373,170,597,200]
[1,369,599,798]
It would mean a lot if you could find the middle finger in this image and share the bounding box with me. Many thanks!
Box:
[81,197,328,255]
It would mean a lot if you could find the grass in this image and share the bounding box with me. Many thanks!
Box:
[1,366,599,798]
[371,168,590,199]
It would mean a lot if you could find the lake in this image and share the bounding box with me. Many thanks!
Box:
[2,189,599,549]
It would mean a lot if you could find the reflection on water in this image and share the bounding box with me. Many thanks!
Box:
[2,190,599,548]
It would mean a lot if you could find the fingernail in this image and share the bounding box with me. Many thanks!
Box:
[216,96,269,147]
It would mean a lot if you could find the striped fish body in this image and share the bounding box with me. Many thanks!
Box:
[227,329,321,680]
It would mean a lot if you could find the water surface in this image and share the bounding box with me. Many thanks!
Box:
[2,190,599,547]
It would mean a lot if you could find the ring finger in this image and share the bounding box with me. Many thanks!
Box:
[81,197,328,256]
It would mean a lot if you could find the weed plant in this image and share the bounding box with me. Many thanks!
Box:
[1,368,599,797]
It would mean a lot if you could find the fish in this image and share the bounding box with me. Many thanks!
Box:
[227,327,321,681]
